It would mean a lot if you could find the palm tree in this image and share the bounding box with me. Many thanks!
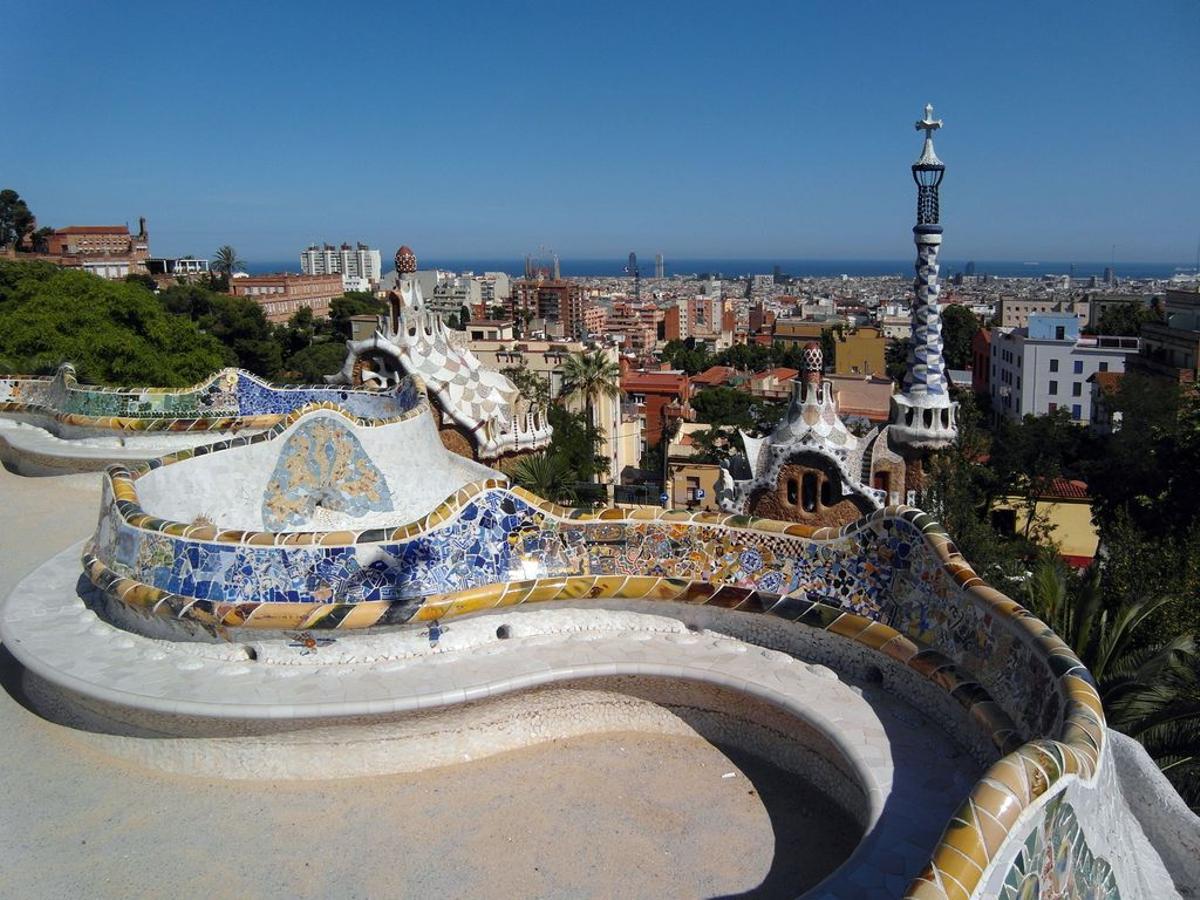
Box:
[212,245,245,278]
[1024,556,1200,809]
[561,349,621,428]
[511,452,576,505]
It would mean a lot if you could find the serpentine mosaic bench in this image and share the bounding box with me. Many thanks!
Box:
[71,397,1133,899]
[0,364,418,434]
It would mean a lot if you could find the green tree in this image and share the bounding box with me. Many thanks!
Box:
[211,245,244,278]
[0,189,35,249]
[886,338,911,383]
[689,424,740,465]
[1024,553,1200,809]
[1092,301,1158,337]
[123,272,158,293]
[691,386,783,433]
[1087,373,1197,538]
[275,307,315,359]
[940,304,979,370]
[989,409,1095,543]
[561,349,621,427]
[501,364,550,410]
[0,261,228,385]
[329,292,387,338]
[281,342,348,383]
[925,391,1034,575]
[510,451,577,505]
[661,339,713,375]
[200,294,282,376]
[545,404,607,484]
[459,304,472,326]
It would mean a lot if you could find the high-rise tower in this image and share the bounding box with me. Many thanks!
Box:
[888,104,958,452]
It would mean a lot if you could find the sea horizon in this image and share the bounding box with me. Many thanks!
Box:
[242,257,1196,280]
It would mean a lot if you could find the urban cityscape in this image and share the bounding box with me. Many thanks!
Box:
[1,3,1197,899]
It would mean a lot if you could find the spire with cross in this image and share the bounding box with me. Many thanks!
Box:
[889,102,958,458]
[915,103,943,167]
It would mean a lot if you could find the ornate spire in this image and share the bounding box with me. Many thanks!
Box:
[889,104,959,452]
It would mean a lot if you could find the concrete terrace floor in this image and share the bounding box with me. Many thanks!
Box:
[0,466,860,899]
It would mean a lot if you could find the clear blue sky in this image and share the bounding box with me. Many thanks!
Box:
[5,0,1197,263]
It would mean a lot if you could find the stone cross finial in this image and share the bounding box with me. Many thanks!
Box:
[916,104,942,139]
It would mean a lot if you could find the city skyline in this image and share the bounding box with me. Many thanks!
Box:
[5,1,1198,263]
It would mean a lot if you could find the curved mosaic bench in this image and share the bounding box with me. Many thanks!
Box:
[76,407,1128,898]
[0,364,419,434]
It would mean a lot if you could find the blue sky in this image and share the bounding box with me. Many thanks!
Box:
[5,1,1197,263]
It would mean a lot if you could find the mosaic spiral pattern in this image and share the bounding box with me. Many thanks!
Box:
[904,234,948,397]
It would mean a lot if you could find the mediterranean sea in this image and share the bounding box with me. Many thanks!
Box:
[244,258,1195,280]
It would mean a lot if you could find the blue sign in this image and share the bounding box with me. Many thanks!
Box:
[695,488,706,499]
[659,492,669,504]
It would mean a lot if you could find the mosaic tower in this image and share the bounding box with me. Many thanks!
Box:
[889,104,959,452]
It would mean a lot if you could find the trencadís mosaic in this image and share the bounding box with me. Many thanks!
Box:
[0,364,419,431]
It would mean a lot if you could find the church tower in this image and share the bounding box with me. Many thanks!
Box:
[889,104,959,454]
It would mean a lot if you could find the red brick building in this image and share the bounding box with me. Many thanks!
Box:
[229,273,343,323]
[36,219,151,279]
[620,361,692,447]
[511,278,585,338]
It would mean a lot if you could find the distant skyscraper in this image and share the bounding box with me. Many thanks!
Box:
[1103,266,1115,285]
[964,260,976,277]
[300,242,381,288]
[626,252,640,301]
[889,103,958,453]
[655,253,664,279]
[553,253,561,280]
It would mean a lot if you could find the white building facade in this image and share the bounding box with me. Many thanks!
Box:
[300,243,382,287]
[989,313,1140,423]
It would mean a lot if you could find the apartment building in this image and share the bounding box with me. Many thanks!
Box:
[229,273,343,322]
[997,296,1088,329]
[300,243,382,287]
[989,313,1140,422]
[43,219,151,279]
[510,278,585,339]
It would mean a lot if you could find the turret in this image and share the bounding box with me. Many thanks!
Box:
[888,104,959,450]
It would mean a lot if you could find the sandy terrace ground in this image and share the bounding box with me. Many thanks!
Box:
[0,465,858,899]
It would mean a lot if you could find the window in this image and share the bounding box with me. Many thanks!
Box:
[991,508,1017,536]
[1049,359,1059,373]
[686,476,700,502]
[1072,382,1082,397]
[1048,402,1057,413]
[820,478,833,508]
[1099,361,1108,372]
[1073,360,1084,374]
[1049,380,1058,395]
[801,473,818,513]
[1055,326,1065,340]
[1071,404,1082,420]
[786,478,798,505]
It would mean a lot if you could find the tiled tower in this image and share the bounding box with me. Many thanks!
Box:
[889,104,959,451]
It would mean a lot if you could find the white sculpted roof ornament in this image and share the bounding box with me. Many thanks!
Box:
[326,246,552,459]
[915,103,944,168]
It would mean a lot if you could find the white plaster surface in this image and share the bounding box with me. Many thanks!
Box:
[0,417,255,475]
[133,407,496,530]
